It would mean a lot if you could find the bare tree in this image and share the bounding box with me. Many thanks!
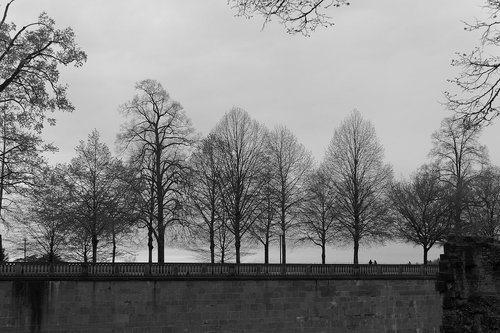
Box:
[430,116,488,235]
[250,154,277,264]
[187,209,238,263]
[65,130,126,263]
[65,231,92,263]
[445,1,500,125]
[324,110,393,264]
[18,165,70,262]
[118,79,195,263]
[214,211,236,263]
[186,134,224,263]
[298,165,338,264]
[468,165,500,239]
[188,218,236,263]
[212,108,267,263]
[389,165,451,264]
[105,162,139,263]
[229,0,350,35]
[267,125,313,264]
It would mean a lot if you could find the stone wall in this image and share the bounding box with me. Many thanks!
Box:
[438,237,500,332]
[0,278,441,333]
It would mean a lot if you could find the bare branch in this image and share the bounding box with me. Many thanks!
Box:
[229,0,350,35]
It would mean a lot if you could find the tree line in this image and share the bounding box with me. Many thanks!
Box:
[7,78,499,265]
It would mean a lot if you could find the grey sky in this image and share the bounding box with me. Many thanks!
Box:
[6,0,498,263]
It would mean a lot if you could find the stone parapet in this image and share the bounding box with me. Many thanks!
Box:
[0,262,438,281]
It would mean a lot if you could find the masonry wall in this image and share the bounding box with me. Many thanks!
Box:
[438,237,500,332]
[0,278,441,333]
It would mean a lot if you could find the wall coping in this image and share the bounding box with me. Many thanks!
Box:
[0,263,438,281]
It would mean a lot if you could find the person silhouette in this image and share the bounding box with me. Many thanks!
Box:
[368,260,372,265]
[373,260,377,265]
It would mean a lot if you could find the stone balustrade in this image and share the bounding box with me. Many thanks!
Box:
[0,262,438,280]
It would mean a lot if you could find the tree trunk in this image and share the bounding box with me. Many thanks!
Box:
[423,246,429,265]
[235,234,241,264]
[321,243,326,265]
[157,231,165,264]
[155,134,165,263]
[83,243,88,263]
[353,238,359,265]
[156,146,166,265]
[281,227,287,265]
[264,230,270,264]
[209,224,215,264]
[264,242,269,264]
[0,234,3,262]
[49,238,54,263]
[234,213,241,263]
[92,235,98,263]
[147,226,153,264]
[147,178,155,264]
[112,232,116,264]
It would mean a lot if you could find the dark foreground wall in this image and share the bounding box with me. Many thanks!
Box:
[438,237,500,332]
[0,278,441,333]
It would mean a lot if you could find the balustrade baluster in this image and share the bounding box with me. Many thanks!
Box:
[0,262,438,279]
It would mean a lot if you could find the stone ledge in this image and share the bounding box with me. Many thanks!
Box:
[0,274,438,281]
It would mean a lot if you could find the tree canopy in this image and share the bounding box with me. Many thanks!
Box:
[0,1,85,241]
[0,1,86,129]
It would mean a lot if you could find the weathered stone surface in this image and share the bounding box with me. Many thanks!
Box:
[438,237,500,332]
[0,278,441,332]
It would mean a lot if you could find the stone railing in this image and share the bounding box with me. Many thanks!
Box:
[0,262,438,280]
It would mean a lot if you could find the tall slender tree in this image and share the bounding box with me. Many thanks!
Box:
[267,125,313,264]
[212,108,267,263]
[118,79,195,263]
[324,110,393,264]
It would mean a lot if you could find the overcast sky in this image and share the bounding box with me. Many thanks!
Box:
[5,0,497,263]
